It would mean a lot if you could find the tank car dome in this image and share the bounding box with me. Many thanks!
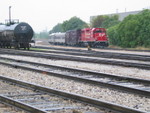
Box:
[14,22,34,40]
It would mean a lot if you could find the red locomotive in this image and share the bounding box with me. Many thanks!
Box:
[49,28,109,47]
[80,28,108,47]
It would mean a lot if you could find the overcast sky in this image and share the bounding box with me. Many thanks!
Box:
[0,0,150,32]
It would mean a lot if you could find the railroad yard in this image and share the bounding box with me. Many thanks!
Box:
[0,40,150,113]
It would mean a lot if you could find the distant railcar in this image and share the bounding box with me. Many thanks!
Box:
[65,29,81,46]
[0,22,34,50]
[49,28,109,47]
[49,32,65,45]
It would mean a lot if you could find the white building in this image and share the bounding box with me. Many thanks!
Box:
[90,10,141,22]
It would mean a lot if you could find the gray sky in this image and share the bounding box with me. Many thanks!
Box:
[0,0,150,32]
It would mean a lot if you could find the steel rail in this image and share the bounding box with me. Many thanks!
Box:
[30,47,150,62]
[2,47,150,62]
[0,95,46,113]
[34,45,150,52]
[0,56,150,84]
[0,49,150,70]
[0,75,146,113]
[33,46,150,56]
[0,58,149,97]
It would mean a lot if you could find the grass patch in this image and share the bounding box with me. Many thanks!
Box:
[108,45,150,50]
[30,48,49,51]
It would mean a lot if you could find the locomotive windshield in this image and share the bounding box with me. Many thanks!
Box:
[94,30,103,33]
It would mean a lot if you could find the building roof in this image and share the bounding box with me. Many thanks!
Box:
[90,10,141,22]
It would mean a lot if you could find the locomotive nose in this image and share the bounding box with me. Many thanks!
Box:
[14,22,34,39]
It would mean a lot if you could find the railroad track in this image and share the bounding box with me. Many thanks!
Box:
[0,75,146,113]
[2,47,150,62]
[34,45,150,52]
[0,49,150,70]
[32,46,150,61]
[0,76,105,113]
[0,56,149,98]
[0,103,26,113]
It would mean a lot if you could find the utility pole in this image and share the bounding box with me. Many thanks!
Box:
[9,6,11,24]
[116,9,118,13]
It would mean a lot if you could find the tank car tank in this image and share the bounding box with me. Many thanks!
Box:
[0,22,34,50]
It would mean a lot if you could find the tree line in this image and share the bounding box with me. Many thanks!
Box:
[108,9,150,48]
[48,9,150,48]
[49,15,120,33]
[49,16,88,33]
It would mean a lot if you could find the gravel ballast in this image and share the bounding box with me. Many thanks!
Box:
[0,54,150,80]
[0,59,149,112]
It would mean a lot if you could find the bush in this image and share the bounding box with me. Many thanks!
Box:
[108,9,150,48]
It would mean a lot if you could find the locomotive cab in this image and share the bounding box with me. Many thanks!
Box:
[80,28,109,47]
[92,28,108,41]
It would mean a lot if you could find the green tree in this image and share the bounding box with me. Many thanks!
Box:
[91,15,120,28]
[49,16,88,33]
[62,16,88,32]
[49,23,63,33]
[102,15,120,28]
[107,24,120,45]
[91,15,105,28]
[107,9,150,48]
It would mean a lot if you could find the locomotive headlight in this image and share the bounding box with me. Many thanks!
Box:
[99,34,102,36]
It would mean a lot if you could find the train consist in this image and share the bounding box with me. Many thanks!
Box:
[0,21,34,50]
[49,28,109,47]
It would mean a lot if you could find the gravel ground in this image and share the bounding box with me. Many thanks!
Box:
[34,40,150,56]
[27,50,150,65]
[0,103,26,113]
[0,55,150,112]
[0,81,105,113]
[1,54,150,80]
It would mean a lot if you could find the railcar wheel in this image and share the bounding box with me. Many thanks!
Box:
[27,44,30,50]
[16,43,20,50]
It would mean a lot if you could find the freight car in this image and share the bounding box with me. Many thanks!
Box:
[65,29,81,46]
[49,28,109,47]
[0,21,34,50]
